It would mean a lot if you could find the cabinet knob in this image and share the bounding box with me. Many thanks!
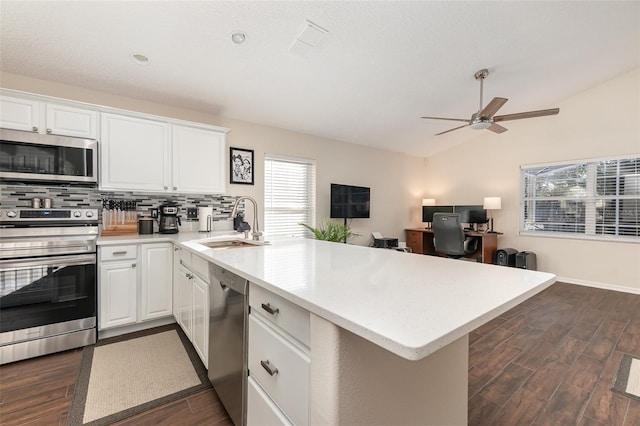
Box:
[32,126,38,132]
[174,247,179,251]
[132,263,136,268]
[261,303,280,315]
[46,128,52,134]
[173,187,177,190]
[164,186,168,190]
[260,360,279,376]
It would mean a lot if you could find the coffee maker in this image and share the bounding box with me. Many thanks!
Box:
[158,202,181,234]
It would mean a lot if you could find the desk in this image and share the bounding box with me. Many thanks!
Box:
[405,228,499,264]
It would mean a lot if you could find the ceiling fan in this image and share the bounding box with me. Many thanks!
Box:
[421,68,559,136]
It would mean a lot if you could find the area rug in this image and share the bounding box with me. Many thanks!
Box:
[67,324,211,426]
[611,354,640,401]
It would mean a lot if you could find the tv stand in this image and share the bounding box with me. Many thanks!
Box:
[405,228,499,264]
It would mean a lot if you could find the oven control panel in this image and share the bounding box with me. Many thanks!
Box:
[0,208,99,223]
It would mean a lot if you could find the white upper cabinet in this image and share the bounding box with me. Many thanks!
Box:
[0,94,97,139]
[0,96,40,132]
[100,113,170,192]
[45,103,97,139]
[2,90,229,194]
[172,124,226,194]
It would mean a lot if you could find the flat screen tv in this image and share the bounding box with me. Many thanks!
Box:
[422,205,454,222]
[454,205,488,224]
[330,183,370,219]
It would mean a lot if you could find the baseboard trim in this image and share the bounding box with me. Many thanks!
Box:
[98,317,176,340]
[557,276,640,295]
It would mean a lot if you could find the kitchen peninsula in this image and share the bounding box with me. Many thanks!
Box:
[178,235,555,424]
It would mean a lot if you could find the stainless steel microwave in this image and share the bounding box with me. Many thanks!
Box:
[0,128,98,185]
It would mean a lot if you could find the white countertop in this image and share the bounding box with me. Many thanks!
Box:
[98,233,555,360]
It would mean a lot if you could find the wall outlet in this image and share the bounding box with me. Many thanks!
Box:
[150,208,158,218]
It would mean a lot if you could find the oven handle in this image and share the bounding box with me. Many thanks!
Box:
[0,242,95,252]
[0,253,96,271]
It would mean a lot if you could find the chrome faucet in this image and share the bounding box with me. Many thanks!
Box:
[230,196,262,241]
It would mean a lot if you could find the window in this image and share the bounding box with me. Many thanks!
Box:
[264,154,316,238]
[520,156,640,240]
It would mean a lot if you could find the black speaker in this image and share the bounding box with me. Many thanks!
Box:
[495,248,518,267]
[516,251,537,271]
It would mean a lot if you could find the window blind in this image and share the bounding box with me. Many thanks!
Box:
[520,157,640,240]
[264,154,316,238]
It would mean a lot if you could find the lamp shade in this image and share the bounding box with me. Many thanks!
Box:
[483,197,502,210]
[422,198,436,206]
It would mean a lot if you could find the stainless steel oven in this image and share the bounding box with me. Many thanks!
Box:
[0,208,98,365]
[0,128,98,185]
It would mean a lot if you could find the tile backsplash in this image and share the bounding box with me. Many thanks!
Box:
[0,183,241,221]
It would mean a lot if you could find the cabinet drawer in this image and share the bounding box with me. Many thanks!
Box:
[248,315,309,426]
[100,245,137,261]
[249,283,310,347]
[191,254,209,282]
[247,377,292,426]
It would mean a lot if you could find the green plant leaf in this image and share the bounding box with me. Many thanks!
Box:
[299,220,360,242]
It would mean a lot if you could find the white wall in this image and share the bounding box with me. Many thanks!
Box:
[0,72,426,246]
[424,68,640,292]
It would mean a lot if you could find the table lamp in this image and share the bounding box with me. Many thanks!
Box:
[483,197,502,233]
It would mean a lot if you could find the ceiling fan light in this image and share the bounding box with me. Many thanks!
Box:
[470,121,491,130]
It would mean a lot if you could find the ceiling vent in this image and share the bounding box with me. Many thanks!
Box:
[289,20,328,55]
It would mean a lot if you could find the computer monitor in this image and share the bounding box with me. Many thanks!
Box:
[454,205,488,225]
[422,205,454,223]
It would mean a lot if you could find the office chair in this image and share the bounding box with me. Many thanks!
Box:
[432,213,479,260]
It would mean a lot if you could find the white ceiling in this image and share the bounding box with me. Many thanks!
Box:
[1,1,638,157]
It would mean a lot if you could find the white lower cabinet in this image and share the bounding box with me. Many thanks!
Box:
[191,275,209,364]
[174,248,209,366]
[248,283,310,426]
[99,260,137,329]
[140,243,173,321]
[176,264,193,339]
[247,377,292,426]
[98,243,173,332]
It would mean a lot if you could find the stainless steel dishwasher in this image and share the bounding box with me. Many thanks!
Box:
[208,263,248,426]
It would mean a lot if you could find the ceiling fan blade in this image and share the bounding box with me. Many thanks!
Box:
[493,108,560,122]
[421,116,470,123]
[435,124,468,136]
[488,123,508,134]
[478,97,508,118]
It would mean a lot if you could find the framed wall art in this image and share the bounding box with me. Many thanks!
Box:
[230,147,254,185]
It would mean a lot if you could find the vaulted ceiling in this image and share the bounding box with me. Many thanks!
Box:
[1,1,638,157]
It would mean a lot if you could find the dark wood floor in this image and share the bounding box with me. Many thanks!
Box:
[469,282,640,425]
[1,282,639,425]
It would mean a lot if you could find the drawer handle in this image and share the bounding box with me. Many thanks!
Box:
[261,303,279,315]
[112,251,127,255]
[260,360,279,376]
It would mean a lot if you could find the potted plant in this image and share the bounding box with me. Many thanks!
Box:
[299,220,360,243]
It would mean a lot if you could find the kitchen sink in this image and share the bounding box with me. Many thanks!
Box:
[196,239,265,250]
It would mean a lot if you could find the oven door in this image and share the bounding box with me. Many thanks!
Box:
[0,253,96,344]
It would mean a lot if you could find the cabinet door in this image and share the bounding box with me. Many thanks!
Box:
[0,96,40,132]
[192,275,210,365]
[247,377,293,426]
[172,125,226,194]
[172,245,181,319]
[99,261,137,330]
[140,243,173,321]
[45,103,97,139]
[100,113,170,192]
[177,264,193,339]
